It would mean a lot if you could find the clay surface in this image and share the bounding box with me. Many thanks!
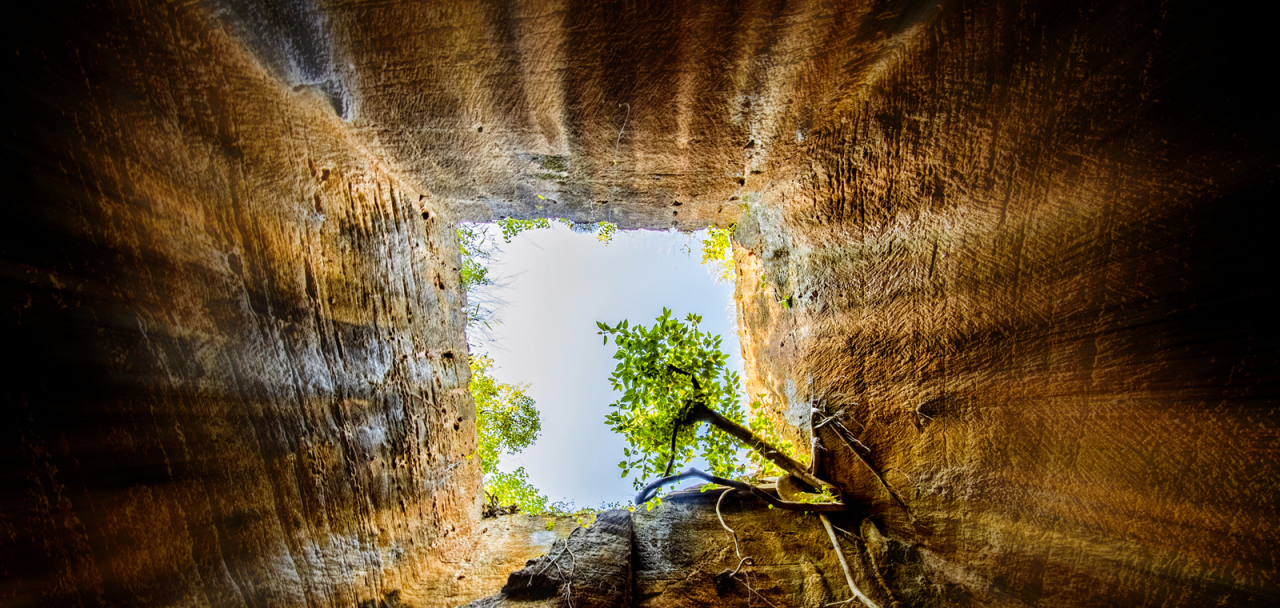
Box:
[2,2,482,606]
[732,1,1280,606]
[406,515,575,608]
[4,0,1278,607]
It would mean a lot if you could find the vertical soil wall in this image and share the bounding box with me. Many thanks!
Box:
[2,2,482,605]
[733,1,1280,605]
[3,0,1277,606]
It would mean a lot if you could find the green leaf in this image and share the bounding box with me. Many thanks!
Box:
[596,311,749,489]
[470,354,541,476]
[484,467,549,514]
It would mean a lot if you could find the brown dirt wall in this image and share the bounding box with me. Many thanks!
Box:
[3,0,1278,606]
[733,0,1280,606]
[1,2,488,606]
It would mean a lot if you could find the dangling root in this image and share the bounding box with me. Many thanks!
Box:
[716,490,779,608]
[820,514,880,608]
[821,409,912,518]
[535,538,578,608]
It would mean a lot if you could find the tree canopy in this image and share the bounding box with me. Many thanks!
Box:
[470,354,541,474]
[469,354,552,512]
[598,309,747,489]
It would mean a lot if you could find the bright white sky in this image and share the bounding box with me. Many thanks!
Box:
[468,222,743,508]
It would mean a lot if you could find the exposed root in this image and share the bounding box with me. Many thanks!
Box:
[609,102,631,204]
[715,490,779,608]
[831,524,864,542]
[820,514,879,608]
[819,407,913,518]
[716,491,744,564]
[613,103,630,162]
[861,530,900,608]
[635,467,845,512]
[535,537,577,608]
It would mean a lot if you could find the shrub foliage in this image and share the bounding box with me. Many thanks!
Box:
[599,309,746,489]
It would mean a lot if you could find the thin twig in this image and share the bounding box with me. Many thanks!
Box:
[832,420,871,453]
[614,103,630,159]
[882,468,914,486]
[746,583,781,608]
[534,538,570,576]
[832,524,865,542]
[814,413,841,429]
[820,514,880,608]
[534,541,561,575]
[609,102,631,204]
[827,422,912,517]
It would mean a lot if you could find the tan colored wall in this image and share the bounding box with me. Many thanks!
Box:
[3,0,1276,606]
[406,514,576,607]
[321,0,926,229]
[1,2,482,605]
[734,1,1280,605]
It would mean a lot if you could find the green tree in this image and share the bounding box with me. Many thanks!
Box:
[596,221,617,245]
[471,355,540,473]
[470,354,550,511]
[485,467,549,514]
[457,224,501,338]
[700,225,735,283]
[497,217,555,242]
[598,309,746,488]
[599,310,832,495]
[457,224,493,293]
[495,216,617,245]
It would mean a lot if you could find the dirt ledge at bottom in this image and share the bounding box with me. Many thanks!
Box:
[463,486,976,608]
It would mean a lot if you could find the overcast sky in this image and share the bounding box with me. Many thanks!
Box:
[467,222,742,508]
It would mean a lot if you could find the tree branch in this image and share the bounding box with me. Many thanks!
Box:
[633,467,845,512]
[666,364,833,493]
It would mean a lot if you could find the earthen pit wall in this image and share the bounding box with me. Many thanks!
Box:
[733,1,1280,606]
[4,1,1279,607]
[2,3,483,606]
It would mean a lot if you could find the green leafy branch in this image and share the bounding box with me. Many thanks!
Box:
[700,224,736,283]
[497,217,572,242]
[598,309,746,490]
[598,311,841,509]
[596,221,617,245]
[496,217,618,245]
